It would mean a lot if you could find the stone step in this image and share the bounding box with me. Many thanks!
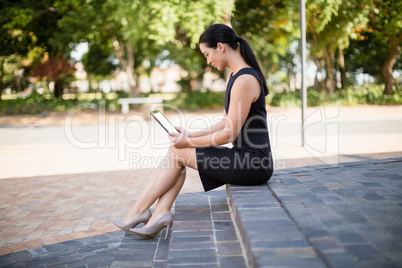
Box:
[226,158,402,267]
[166,190,248,267]
[108,189,247,268]
[227,183,326,268]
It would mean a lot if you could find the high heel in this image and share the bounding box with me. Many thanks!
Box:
[129,211,173,240]
[113,209,152,231]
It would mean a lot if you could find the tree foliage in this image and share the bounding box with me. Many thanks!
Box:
[53,0,231,96]
[367,0,402,94]
[30,53,74,98]
[0,0,76,100]
[0,0,401,103]
[232,0,299,74]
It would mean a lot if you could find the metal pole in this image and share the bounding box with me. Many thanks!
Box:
[299,0,307,146]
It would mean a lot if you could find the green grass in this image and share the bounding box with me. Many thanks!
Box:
[0,91,125,115]
[1,84,401,115]
[268,84,402,107]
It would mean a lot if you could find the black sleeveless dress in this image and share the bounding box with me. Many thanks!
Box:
[196,68,274,191]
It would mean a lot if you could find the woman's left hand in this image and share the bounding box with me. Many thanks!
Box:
[168,132,190,148]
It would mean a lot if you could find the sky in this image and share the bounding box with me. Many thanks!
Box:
[71,42,88,61]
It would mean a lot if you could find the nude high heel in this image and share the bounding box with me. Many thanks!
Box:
[129,211,173,240]
[113,209,152,231]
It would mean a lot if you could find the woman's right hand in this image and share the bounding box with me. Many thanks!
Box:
[175,126,190,137]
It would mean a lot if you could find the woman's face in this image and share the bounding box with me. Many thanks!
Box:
[199,43,225,71]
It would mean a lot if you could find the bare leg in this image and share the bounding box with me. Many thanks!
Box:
[144,167,186,226]
[123,146,197,225]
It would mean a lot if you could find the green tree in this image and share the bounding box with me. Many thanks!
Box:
[0,0,75,99]
[81,43,117,92]
[232,0,300,84]
[56,0,231,96]
[367,0,402,95]
[0,0,36,101]
[169,0,232,93]
[306,0,372,93]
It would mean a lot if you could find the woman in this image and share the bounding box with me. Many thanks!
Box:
[113,24,274,239]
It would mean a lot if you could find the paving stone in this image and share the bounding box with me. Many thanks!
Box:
[170,241,215,252]
[212,212,232,221]
[27,247,49,257]
[344,244,379,260]
[332,231,366,245]
[319,218,348,229]
[217,241,243,255]
[250,239,310,249]
[9,250,36,262]
[0,254,17,267]
[1,231,125,267]
[215,230,238,241]
[325,253,361,268]
[213,221,235,231]
[171,235,212,244]
[310,236,345,254]
[172,220,213,231]
[255,257,327,268]
[43,243,66,253]
[219,256,248,268]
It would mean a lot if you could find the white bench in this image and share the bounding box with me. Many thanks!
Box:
[117,97,163,114]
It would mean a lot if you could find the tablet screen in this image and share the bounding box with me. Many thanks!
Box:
[150,110,179,134]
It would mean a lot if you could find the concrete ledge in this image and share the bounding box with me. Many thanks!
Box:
[226,183,325,267]
[226,157,402,267]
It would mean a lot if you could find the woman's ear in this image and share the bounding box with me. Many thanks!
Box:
[217,42,225,52]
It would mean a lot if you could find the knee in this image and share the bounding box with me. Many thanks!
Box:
[167,145,186,166]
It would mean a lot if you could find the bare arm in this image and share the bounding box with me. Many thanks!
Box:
[186,117,226,138]
[170,74,261,148]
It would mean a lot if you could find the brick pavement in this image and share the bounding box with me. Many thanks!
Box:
[0,168,204,256]
[0,231,125,267]
[0,157,401,267]
[0,190,245,268]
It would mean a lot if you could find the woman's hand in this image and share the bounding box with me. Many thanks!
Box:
[174,126,190,137]
[168,131,190,148]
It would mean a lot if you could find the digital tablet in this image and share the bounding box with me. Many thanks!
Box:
[150,110,179,134]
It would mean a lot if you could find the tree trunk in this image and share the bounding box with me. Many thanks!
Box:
[312,56,325,92]
[126,45,139,96]
[324,49,335,94]
[0,57,4,103]
[112,39,138,96]
[54,80,63,99]
[338,48,346,89]
[382,37,401,95]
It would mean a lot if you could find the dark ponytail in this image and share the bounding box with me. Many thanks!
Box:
[199,24,269,95]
